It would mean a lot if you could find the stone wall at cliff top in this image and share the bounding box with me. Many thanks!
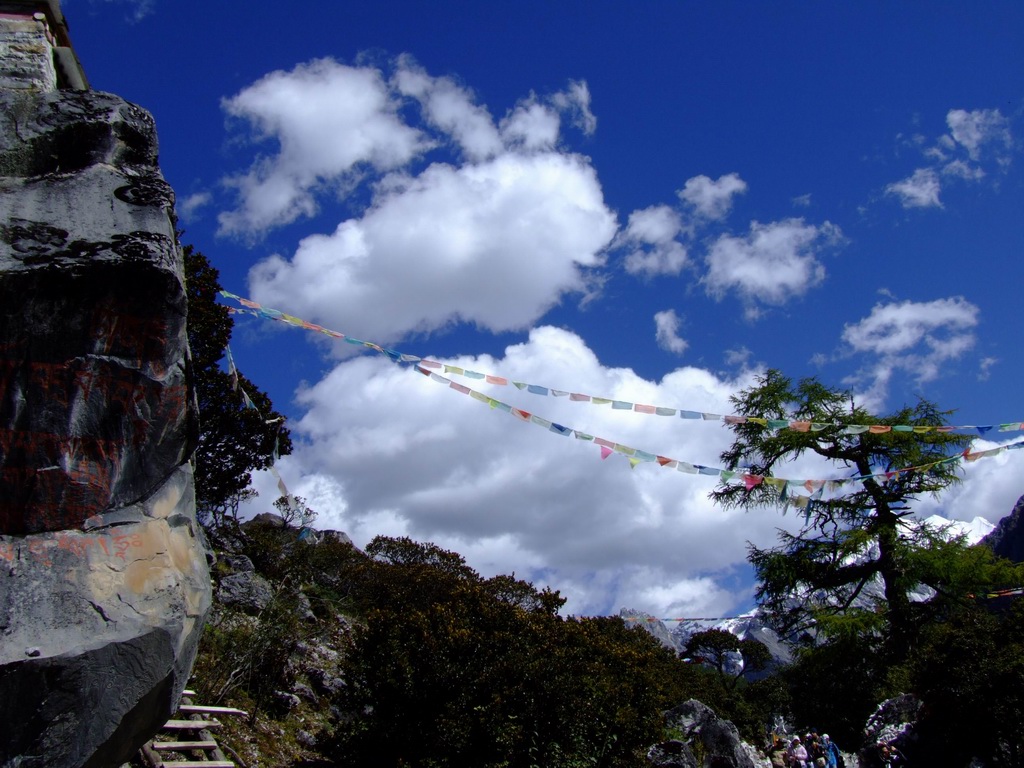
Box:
[0,80,212,768]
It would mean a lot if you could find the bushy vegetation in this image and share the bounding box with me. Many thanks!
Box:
[191,519,773,766]
[910,597,1024,766]
[328,536,695,767]
[190,503,1024,767]
[182,262,1024,766]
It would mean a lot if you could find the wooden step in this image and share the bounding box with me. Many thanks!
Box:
[176,704,248,717]
[161,719,223,730]
[155,762,233,768]
[153,740,219,751]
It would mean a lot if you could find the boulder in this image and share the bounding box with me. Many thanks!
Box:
[859,693,920,767]
[217,570,275,613]
[0,53,210,768]
[663,699,759,768]
[647,739,699,768]
[245,512,287,529]
[0,96,193,534]
[302,528,354,547]
[222,552,256,572]
[0,467,210,767]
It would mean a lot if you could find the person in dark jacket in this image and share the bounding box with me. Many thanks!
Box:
[879,742,907,767]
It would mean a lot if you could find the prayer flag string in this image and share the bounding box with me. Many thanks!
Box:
[218,291,1022,436]
[219,289,1024,510]
[218,292,1024,509]
[622,615,751,623]
[411,364,1024,509]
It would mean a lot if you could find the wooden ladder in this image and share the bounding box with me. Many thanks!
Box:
[138,691,248,768]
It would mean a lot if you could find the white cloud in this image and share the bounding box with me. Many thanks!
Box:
[978,356,998,381]
[500,100,561,151]
[226,59,617,342]
[724,347,752,369]
[912,438,1024,531]
[842,297,978,357]
[654,309,688,355]
[884,107,1013,211]
[177,191,211,222]
[241,328,792,616]
[841,297,979,404]
[248,152,616,342]
[239,324,1021,619]
[95,0,155,21]
[619,205,688,276]
[886,168,942,209]
[498,82,596,151]
[550,80,597,136]
[393,58,503,161]
[702,218,840,316]
[942,159,986,181]
[946,108,1012,161]
[218,58,429,234]
[218,59,608,237]
[679,173,748,220]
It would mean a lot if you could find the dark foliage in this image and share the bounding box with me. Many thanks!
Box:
[327,536,695,768]
[184,244,292,531]
[908,597,1024,766]
[781,633,893,747]
[684,628,770,691]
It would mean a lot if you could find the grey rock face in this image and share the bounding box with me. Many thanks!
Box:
[0,82,211,768]
[222,553,256,572]
[306,528,354,547]
[218,570,275,614]
[245,512,287,529]
[621,607,680,653]
[663,699,758,768]
[980,494,1024,563]
[0,13,58,91]
[862,693,921,754]
[647,740,699,768]
[0,90,191,535]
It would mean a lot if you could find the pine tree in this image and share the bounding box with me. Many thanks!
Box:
[712,370,976,656]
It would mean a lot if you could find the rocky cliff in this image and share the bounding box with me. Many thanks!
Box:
[980,494,1024,563]
[0,5,211,767]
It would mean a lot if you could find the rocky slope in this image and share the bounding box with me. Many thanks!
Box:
[980,494,1024,563]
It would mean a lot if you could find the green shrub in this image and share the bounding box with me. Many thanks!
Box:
[326,536,694,768]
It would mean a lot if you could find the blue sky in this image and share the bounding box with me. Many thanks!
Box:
[66,0,1024,617]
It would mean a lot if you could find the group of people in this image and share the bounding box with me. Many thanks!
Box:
[766,731,909,767]
[766,731,843,767]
